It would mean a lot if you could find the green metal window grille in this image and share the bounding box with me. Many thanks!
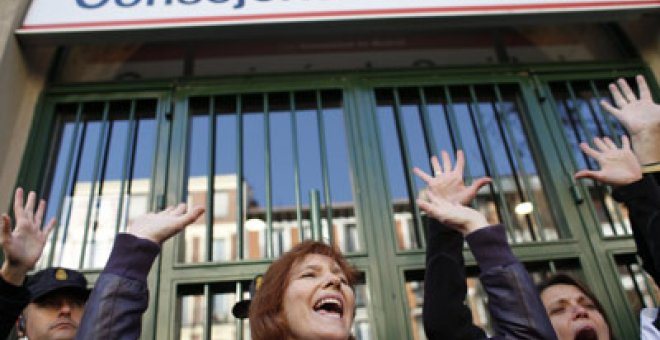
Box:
[374,83,562,250]
[182,90,357,263]
[38,99,160,270]
[615,254,659,316]
[176,280,371,340]
[544,78,631,237]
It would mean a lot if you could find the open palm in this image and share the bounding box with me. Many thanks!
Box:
[0,188,56,283]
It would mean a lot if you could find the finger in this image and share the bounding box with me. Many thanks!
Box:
[593,137,608,152]
[163,205,176,213]
[618,78,636,102]
[579,142,601,160]
[43,218,57,239]
[0,214,11,242]
[178,206,205,229]
[25,191,37,218]
[601,136,616,149]
[636,75,652,101]
[609,83,628,108]
[468,177,492,194]
[621,135,631,149]
[34,200,47,228]
[441,150,452,173]
[600,100,623,120]
[14,187,24,216]
[413,167,434,184]
[575,169,599,180]
[454,150,465,175]
[431,155,442,175]
[171,203,187,215]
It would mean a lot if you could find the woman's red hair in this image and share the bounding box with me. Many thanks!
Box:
[249,240,358,340]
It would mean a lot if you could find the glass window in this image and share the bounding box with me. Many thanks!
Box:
[182,90,358,263]
[615,254,659,315]
[546,78,632,237]
[38,99,158,270]
[375,83,562,250]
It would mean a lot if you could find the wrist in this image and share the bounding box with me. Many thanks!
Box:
[0,262,28,286]
[631,130,660,165]
[463,215,490,236]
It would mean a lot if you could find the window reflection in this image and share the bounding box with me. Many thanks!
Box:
[376,84,561,250]
[548,79,631,237]
[40,100,157,270]
[183,90,358,263]
[615,255,659,315]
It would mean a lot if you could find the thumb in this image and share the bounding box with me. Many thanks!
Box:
[463,177,492,204]
[178,206,205,229]
[575,170,599,181]
[0,214,11,242]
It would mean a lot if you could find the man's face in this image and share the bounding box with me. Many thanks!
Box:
[22,290,86,340]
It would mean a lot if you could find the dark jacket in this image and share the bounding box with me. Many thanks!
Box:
[0,275,30,339]
[612,174,660,284]
[423,218,557,340]
[76,233,160,340]
[612,173,660,331]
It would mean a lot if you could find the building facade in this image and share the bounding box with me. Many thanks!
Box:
[1,1,660,339]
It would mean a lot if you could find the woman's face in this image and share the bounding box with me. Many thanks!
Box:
[540,284,610,340]
[282,254,355,340]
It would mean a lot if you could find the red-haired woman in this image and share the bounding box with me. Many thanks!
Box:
[249,240,358,340]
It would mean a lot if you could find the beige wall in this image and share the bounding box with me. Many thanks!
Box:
[0,0,52,212]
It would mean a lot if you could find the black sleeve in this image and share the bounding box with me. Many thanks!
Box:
[422,216,487,340]
[0,276,29,340]
[612,174,660,283]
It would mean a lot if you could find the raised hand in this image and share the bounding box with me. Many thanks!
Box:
[574,136,642,186]
[414,150,492,235]
[127,203,205,245]
[600,75,660,164]
[417,190,489,236]
[0,188,56,286]
[413,150,492,205]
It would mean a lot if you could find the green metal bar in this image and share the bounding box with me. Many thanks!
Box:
[588,81,629,235]
[549,260,557,273]
[207,96,216,262]
[636,255,659,306]
[467,86,518,241]
[289,92,304,241]
[417,87,439,159]
[315,90,334,245]
[48,103,84,266]
[236,95,245,260]
[264,93,274,258]
[79,101,110,269]
[391,88,424,249]
[235,283,245,340]
[204,285,212,340]
[588,80,619,143]
[114,100,137,236]
[565,81,621,236]
[492,85,546,241]
[626,263,646,308]
[442,86,474,185]
[310,189,322,241]
[592,80,626,144]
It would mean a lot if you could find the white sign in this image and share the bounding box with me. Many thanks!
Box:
[19,0,660,33]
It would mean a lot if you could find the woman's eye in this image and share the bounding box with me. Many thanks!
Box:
[301,272,315,278]
[549,307,565,315]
